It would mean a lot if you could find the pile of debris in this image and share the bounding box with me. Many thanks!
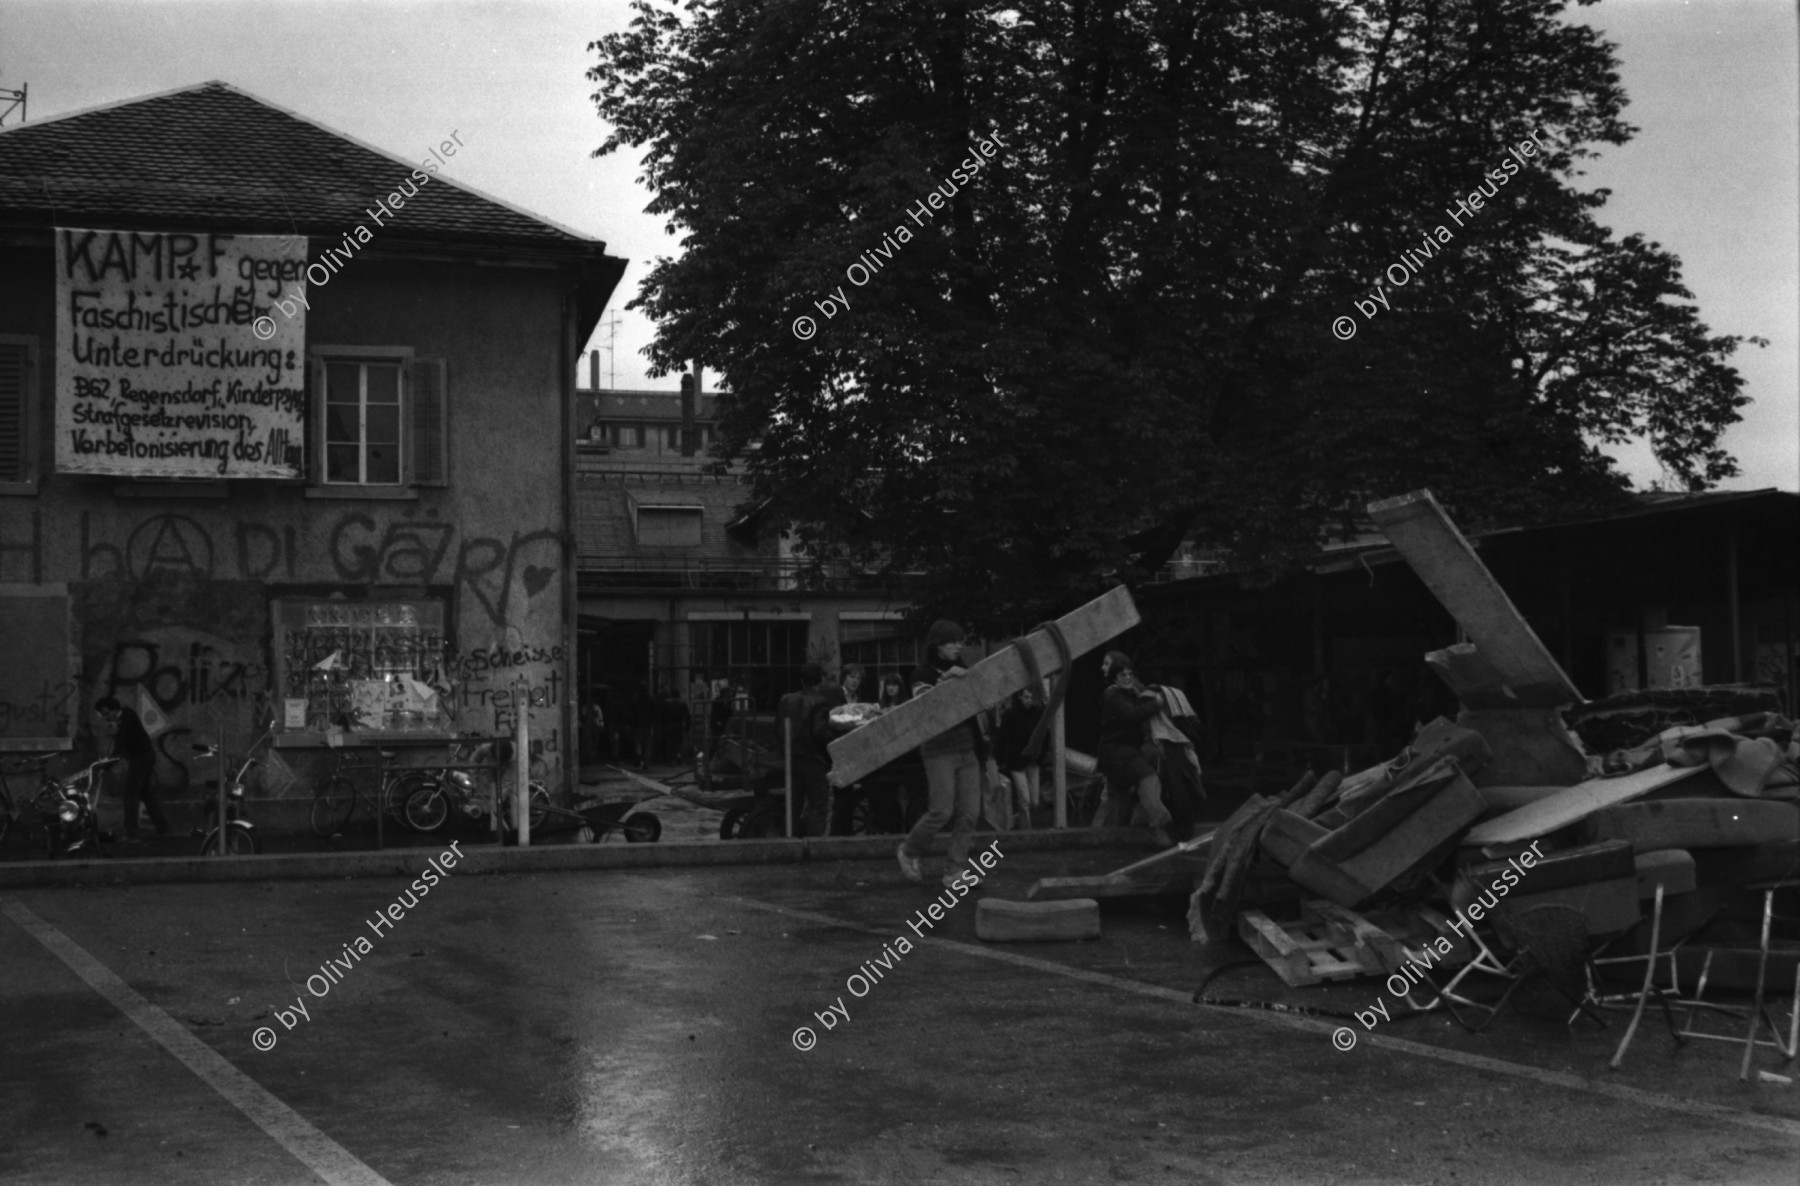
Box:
[1024,491,1799,1020]
[1184,491,1800,1003]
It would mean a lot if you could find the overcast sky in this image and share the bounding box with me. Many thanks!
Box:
[4,0,1794,492]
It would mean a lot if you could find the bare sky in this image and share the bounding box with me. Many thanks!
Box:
[3,0,1794,492]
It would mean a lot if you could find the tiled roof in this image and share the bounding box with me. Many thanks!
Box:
[0,81,608,253]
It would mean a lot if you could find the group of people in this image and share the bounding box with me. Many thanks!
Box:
[816,621,1203,889]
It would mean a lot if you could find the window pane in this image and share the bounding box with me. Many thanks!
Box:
[366,364,400,405]
[366,442,399,484]
[326,444,360,483]
[326,402,359,443]
[327,363,359,404]
[366,404,399,445]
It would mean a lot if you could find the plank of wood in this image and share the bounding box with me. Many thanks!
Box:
[826,586,1140,787]
[1304,900,1407,972]
[976,897,1102,942]
[1581,798,1800,851]
[1463,763,1705,845]
[1238,910,1314,986]
[1026,875,1179,902]
[1367,490,1581,707]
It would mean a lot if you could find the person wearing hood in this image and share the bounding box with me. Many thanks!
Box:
[895,619,987,887]
[1098,650,1177,849]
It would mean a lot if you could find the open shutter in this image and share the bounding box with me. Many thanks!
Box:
[0,339,30,486]
[408,357,448,487]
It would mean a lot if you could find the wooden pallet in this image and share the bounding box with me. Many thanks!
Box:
[1238,901,1470,987]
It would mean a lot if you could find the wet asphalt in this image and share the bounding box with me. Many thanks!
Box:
[2,844,1797,1185]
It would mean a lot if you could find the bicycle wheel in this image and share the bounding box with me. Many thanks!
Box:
[383,770,434,823]
[309,777,357,837]
[499,782,550,832]
[403,782,451,834]
[202,823,260,856]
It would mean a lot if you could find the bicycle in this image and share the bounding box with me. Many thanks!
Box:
[402,740,549,835]
[189,728,269,856]
[308,746,439,837]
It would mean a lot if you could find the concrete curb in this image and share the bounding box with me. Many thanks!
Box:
[0,827,1154,888]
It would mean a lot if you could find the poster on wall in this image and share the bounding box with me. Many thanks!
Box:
[55,228,307,479]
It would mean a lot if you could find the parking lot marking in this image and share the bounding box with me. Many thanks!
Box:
[2,900,395,1186]
[721,892,1800,1140]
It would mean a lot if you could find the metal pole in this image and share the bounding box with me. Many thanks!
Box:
[1052,700,1067,829]
[516,678,531,847]
[215,742,227,857]
[374,744,384,851]
[784,717,794,838]
[1727,524,1742,682]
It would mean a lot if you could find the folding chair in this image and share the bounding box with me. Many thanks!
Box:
[1672,879,1800,1081]
[1407,904,1607,1032]
[1590,882,1688,1068]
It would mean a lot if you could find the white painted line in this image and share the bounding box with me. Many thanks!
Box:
[721,893,1800,1140]
[2,900,394,1186]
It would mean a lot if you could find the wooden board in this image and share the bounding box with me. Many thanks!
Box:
[1463,763,1704,846]
[1368,490,1581,707]
[976,897,1101,942]
[827,585,1140,786]
[1582,798,1800,851]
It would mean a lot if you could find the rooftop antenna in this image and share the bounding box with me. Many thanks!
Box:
[600,311,622,390]
[0,80,25,128]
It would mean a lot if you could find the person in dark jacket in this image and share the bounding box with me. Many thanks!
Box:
[995,685,1045,830]
[777,662,837,837]
[896,620,988,886]
[1096,651,1175,848]
[94,696,168,842]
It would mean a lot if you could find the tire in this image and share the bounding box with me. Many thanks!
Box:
[719,807,747,840]
[309,777,357,837]
[738,803,784,840]
[500,782,551,832]
[622,813,661,843]
[404,782,451,834]
[202,823,260,856]
[383,771,434,824]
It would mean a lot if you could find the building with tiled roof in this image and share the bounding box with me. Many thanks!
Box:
[0,81,625,821]
[566,356,918,740]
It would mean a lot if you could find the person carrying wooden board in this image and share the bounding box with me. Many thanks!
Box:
[896,620,991,887]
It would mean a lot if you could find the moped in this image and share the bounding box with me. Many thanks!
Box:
[35,756,119,859]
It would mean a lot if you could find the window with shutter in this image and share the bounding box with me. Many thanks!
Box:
[0,337,34,492]
[408,357,448,487]
[307,346,422,491]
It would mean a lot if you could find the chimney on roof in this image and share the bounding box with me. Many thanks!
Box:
[588,350,600,391]
[680,366,699,456]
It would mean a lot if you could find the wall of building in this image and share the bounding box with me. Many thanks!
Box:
[0,239,574,809]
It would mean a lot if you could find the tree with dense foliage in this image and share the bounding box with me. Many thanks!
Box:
[589,0,1760,627]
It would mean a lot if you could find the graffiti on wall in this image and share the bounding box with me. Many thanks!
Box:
[78,510,561,627]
